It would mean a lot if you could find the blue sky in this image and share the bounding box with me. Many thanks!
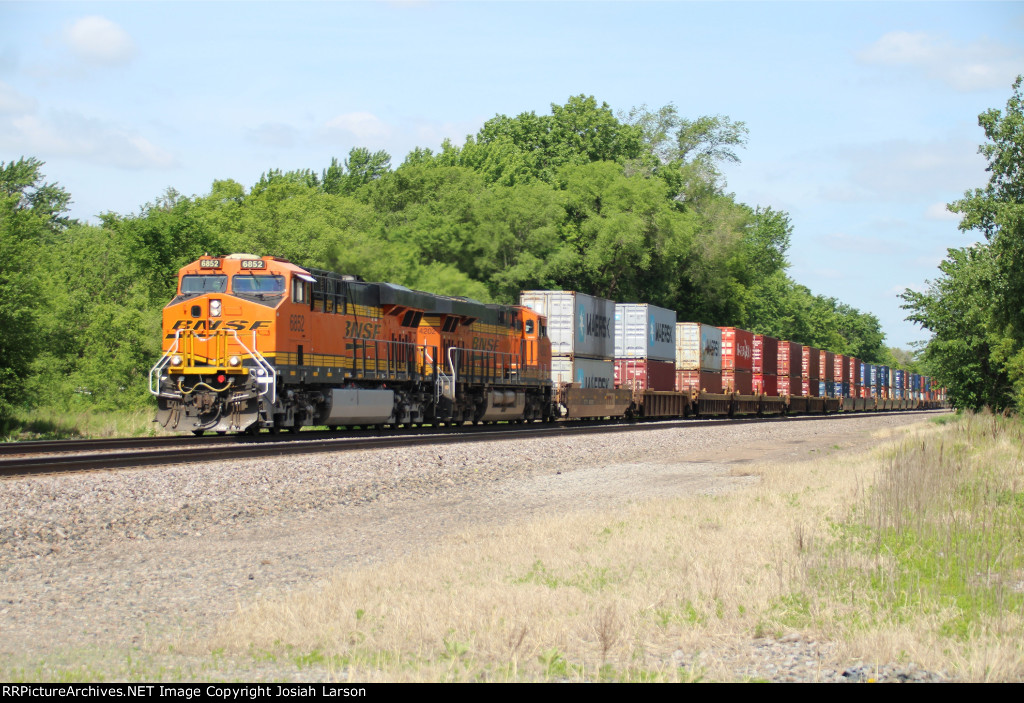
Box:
[2,1,1022,349]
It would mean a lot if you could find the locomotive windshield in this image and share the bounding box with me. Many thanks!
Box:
[232,274,285,294]
[181,274,227,294]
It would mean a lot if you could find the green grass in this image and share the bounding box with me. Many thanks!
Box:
[798,410,1024,640]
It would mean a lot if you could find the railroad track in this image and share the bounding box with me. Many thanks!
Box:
[0,409,949,479]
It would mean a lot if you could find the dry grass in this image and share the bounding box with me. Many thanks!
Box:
[208,413,1024,682]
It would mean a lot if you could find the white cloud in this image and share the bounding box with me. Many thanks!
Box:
[858,31,1023,92]
[0,110,176,169]
[62,16,137,67]
[321,112,392,142]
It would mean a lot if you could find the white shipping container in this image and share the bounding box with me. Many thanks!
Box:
[550,356,615,390]
[675,323,722,372]
[614,303,676,362]
[520,291,616,359]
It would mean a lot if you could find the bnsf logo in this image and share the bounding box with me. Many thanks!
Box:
[344,321,381,339]
[167,319,270,337]
[472,337,498,351]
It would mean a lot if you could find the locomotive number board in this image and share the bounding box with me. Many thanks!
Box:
[240,259,266,269]
[200,259,222,269]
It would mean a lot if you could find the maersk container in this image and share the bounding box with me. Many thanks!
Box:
[550,356,615,389]
[720,327,754,372]
[520,291,615,359]
[676,369,723,394]
[676,323,722,372]
[753,335,779,375]
[614,303,676,362]
[614,358,676,392]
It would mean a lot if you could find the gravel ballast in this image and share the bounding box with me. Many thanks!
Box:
[0,413,949,681]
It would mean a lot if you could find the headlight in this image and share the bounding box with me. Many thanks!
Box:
[170,355,183,366]
[228,355,241,367]
[210,299,222,317]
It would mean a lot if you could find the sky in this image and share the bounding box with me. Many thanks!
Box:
[2,1,1022,350]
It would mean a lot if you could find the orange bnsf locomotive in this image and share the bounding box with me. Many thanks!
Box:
[150,254,554,434]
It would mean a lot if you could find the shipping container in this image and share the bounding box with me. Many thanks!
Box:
[895,369,905,394]
[675,323,722,371]
[720,327,755,372]
[753,335,779,375]
[801,379,811,396]
[820,350,835,381]
[850,357,861,385]
[723,369,753,395]
[818,381,827,397]
[550,356,615,389]
[614,358,676,392]
[802,346,821,380]
[675,369,723,394]
[778,341,803,378]
[614,303,676,362]
[753,373,779,396]
[835,354,849,384]
[778,374,802,397]
[520,291,616,359]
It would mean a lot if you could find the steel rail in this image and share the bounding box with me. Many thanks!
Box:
[0,409,949,479]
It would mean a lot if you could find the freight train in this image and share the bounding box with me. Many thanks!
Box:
[149,254,943,434]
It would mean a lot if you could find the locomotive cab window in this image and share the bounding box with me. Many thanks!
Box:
[181,274,227,294]
[291,277,310,304]
[525,319,535,335]
[232,274,285,298]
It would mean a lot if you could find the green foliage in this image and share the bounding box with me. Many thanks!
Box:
[0,158,71,422]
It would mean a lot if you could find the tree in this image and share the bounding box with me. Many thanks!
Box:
[906,75,1024,409]
[0,158,71,422]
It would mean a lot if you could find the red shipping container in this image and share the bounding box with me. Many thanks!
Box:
[802,346,820,380]
[849,357,860,385]
[834,354,848,383]
[778,341,803,378]
[820,350,835,381]
[676,370,723,394]
[801,379,811,396]
[780,376,803,397]
[722,370,753,395]
[753,335,779,375]
[753,373,779,396]
[719,327,754,372]
[614,358,676,391]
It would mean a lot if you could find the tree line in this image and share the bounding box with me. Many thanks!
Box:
[1,95,894,424]
[903,77,1024,411]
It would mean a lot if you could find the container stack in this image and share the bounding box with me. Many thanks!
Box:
[819,349,835,397]
[877,365,890,399]
[675,323,723,393]
[753,334,779,395]
[720,327,754,394]
[848,356,860,399]
[778,341,803,396]
[520,291,616,389]
[834,354,849,398]
[613,303,676,391]
[894,369,905,400]
[802,346,820,397]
